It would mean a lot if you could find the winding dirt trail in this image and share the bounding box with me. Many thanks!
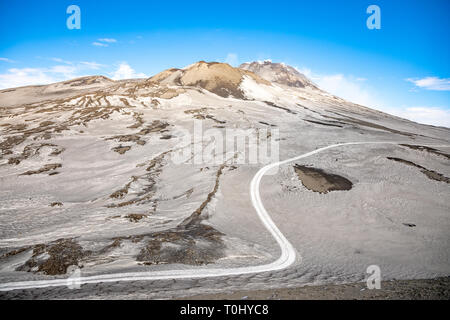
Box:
[1,141,447,292]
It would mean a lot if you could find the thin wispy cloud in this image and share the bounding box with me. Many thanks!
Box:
[48,65,77,77]
[0,57,15,63]
[80,61,104,70]
[92,42,108,47]
[92,38,118,47]
[98,38,117,43]
[407,77,450,91]
[50,57,73,65]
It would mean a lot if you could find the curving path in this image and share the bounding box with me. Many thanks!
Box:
[0,141,447,292]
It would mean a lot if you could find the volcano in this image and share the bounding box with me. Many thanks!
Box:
[0,61,449,299]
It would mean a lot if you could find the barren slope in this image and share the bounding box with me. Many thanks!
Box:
[0,61,448,298]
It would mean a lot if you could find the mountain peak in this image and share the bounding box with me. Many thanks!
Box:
[148,61,270,99]
[239,61,317,89]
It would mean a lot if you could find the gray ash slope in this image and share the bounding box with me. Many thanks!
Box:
[0,60,449,298]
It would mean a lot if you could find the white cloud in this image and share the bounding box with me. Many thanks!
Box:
[293,67,377,107]
[407,77,450,91]
[48,65,77,78]
[111,62,146,80]
[312,72,377,107]
[50,57,72,65]
[225,53,238,66]
[378,106,450,128]
[98,38,117,43]
[297,67,450,127]
[92,42,108,47]
[0,57,15,63]
[0,68,57,89]
[0,61,107,89]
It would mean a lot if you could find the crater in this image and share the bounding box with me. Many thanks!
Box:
[294,165,353,194]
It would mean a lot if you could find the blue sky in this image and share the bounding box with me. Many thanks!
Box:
[1,0,449,126]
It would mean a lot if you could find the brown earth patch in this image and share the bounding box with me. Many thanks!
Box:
[184,108,225,123]
[2,123,28,133]
[137,120,169,135]
[176,62,246,99]
[127,112,144,129]
[0,247,30,260]
[8,143,65,165]
[112,145,131,155]
[125,213,148,222]
[108,151,170,208]
[16,239,91,275]
[148,61,269,99]
[0,135,27,157]
[20,163,62,175]
[107,134,146,147]
[109,176,138,199]
[294,165,353,194]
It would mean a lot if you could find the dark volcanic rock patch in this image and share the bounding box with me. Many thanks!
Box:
[294,165,353,194]
[264,101,297,114]
[322,113,415,137]
[399,144,450,160]
[387,157,450,184]
[137,164,227,266]
[304,119,344,128]
[136,223,225,266]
